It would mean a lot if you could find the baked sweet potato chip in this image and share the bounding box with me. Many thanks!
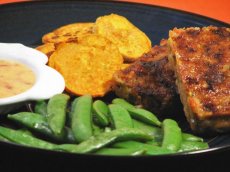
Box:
[77,33,111,48]
[36,43,55,57]
[42,23,94,44]
[50,34,123,97]
[94,14,152,62]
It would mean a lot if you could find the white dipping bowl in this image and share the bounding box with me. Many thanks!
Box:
[0,43,65,114]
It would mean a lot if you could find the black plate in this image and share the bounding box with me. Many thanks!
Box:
[0,1,229,171]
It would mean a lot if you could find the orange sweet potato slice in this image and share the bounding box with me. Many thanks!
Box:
[94,14,152,62]
[36,43,55,57]
[42,23,94,44]
[50,34,123,97]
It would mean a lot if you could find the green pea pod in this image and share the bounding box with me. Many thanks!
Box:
[0,134,9,142]
[93,100,109,127]
[112,98,161,127]
[68,96,81,122]
[47,94,70,137]
[113,141,172,155]
[56,128,153,153]
[178,141,209,152]
[132,119,162,141]
[0,128,33,142]
[56,136,116,154]
[128,108,161,127]
[92,123,103,136]
[111,128,153,141]
[0,126,56,150]
[162,119,182,152]
[108,104,133,129]
[182,133,204,142]
[71,95,93,143]
[34,100,47,117]
[17,128,33,136]
[95,148,145,156]
[8,112,53,136]
[8,112,75,143]
[145,140,160,146]
[112,98,136,110]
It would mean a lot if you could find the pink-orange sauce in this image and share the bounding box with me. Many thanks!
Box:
[0,59,35,98]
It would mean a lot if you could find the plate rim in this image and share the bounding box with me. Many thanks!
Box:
[0,0,229,26]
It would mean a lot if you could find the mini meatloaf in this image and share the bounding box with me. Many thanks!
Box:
[168,26,230,133]
[113,40,177,115]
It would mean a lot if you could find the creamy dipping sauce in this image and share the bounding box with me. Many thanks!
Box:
[0,59,36,98]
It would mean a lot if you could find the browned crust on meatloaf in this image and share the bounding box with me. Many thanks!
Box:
[113,39,177,115]
[168,26,230,133]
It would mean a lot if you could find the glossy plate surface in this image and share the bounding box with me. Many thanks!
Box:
[0,1,229,170]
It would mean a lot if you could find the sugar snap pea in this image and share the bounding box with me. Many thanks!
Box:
[92,123,103,135]
[113,141,173,155]
[95,148,145,156]
[93,100,109,127]
[110,127,153,141]
[112,98,161,126]
[17,128,33,136]
[68,97,80,121]
[133,120,202,144]
[47,94,70,137]
[57,134,116,154]
[0,134,9,142]
[56,128,153,153]
[7,112,54,138]
[178,141,209,152]
[0,126,56,150]
[128,108,161,127]
[8,112,75,143]
[145,140,160,146]
[108,104,133,129]
[0,128,33,141]
[34,100,47,117]
[112,98,136,110]
[70,95,93,142]
[8,112,53,136]
[162,119,182,152]
[132,119,162,140]
[182,133,204,142]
